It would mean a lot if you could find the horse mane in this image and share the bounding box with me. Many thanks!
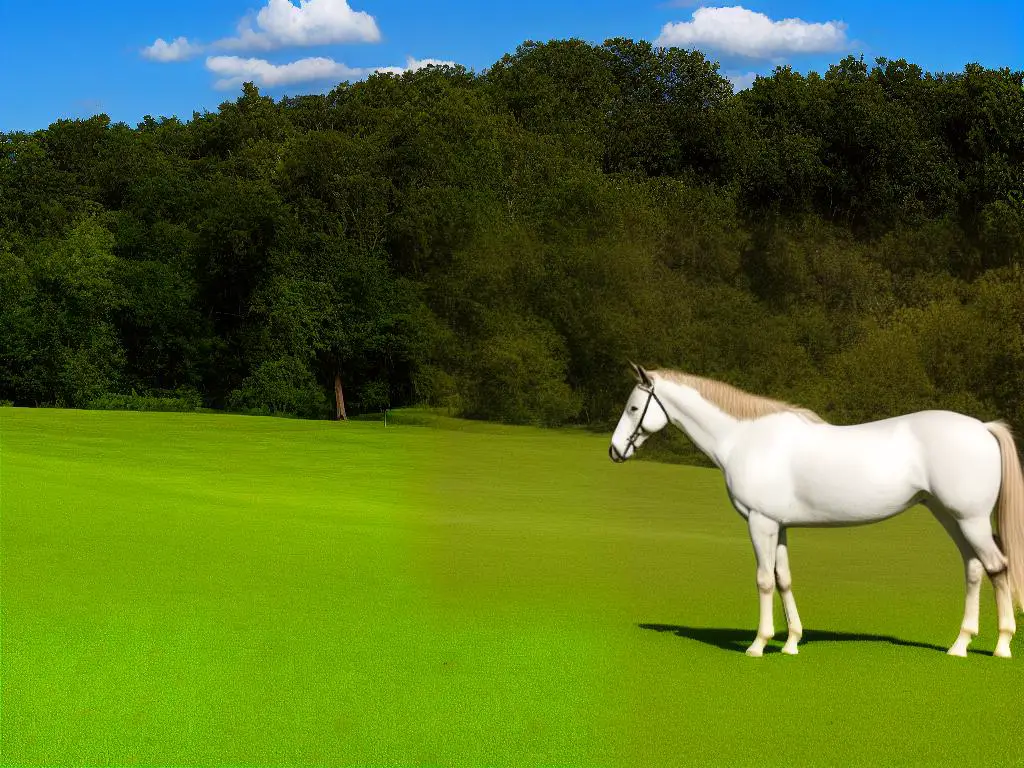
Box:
[649,369,827,424]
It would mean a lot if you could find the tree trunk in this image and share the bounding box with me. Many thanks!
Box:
[334,373,347,421]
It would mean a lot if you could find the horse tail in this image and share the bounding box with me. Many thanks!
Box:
[986,420,1024,612]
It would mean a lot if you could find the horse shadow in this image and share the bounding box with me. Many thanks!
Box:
[638,624,984,655]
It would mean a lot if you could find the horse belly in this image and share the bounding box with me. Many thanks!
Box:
[786,437,925,525]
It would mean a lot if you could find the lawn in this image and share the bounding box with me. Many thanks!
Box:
[2,407,1023,766]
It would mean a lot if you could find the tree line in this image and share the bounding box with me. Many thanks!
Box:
[1,39,1022,437]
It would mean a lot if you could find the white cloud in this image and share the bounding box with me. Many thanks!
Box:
[216,0,380,51]
[655,6,848,59]
[206,54,456,90]
[142,36,203,62]
[410,56,456,70]
[206,56,362,89]
[726,70,759,91]
[143,0,379,63]
[370,56,458,75]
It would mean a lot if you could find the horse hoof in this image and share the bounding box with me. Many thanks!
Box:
[781,644,799,655]
[745,639,767,657]
[947,633,971,657]
[994,631,1013,658]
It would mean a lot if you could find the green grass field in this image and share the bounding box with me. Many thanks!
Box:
[3,407,1023,766]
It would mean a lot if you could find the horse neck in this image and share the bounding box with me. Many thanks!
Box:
[654,379,738,468]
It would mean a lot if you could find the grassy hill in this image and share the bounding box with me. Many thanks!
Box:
[2,407,1022,766]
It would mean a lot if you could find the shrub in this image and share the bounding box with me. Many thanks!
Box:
[359,380,391,413]
[461,318,581,426]
[87,387,203,413]
[228,357,328,418]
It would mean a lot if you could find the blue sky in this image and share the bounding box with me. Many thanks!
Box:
[1,0,1021,133]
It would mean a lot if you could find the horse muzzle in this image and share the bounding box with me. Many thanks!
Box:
[609,444,627,463]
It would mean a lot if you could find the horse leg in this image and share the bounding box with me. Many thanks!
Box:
[746,511,779,657]
[927,503,983,656]
[956,516,1016,658]
[775,528,803,655]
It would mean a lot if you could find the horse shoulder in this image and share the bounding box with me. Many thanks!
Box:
[722,413,808,510]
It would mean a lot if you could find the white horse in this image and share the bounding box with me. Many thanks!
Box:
[609,363,1024,658]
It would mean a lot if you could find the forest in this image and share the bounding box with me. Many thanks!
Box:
[1,38,1023,439]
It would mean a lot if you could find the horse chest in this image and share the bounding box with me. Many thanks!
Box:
[722,440,797,516]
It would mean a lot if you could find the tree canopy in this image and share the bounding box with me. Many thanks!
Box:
[2,41,1023,441]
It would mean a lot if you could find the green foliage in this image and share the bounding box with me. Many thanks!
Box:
[825,320,938,423]
[86,387,203,413]
[359,379,391,412]
[1,48,1023,448]
[228,357,328,418]
[462,316,582,427]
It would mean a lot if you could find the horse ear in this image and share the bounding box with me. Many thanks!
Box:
[629,361,652,387]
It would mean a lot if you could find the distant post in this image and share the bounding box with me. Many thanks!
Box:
[334,374,347,421]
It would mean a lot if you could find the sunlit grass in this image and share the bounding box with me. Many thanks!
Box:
[2,407,1022,766]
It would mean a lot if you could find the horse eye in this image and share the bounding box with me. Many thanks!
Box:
[630,406,639,412]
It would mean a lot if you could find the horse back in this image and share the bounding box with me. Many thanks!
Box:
[724,410,1001,526]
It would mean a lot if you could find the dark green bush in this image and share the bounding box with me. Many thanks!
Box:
[87,387,203,413]
[228,357,328,418]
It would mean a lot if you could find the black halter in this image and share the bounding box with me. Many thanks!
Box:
[609,385,669,463]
